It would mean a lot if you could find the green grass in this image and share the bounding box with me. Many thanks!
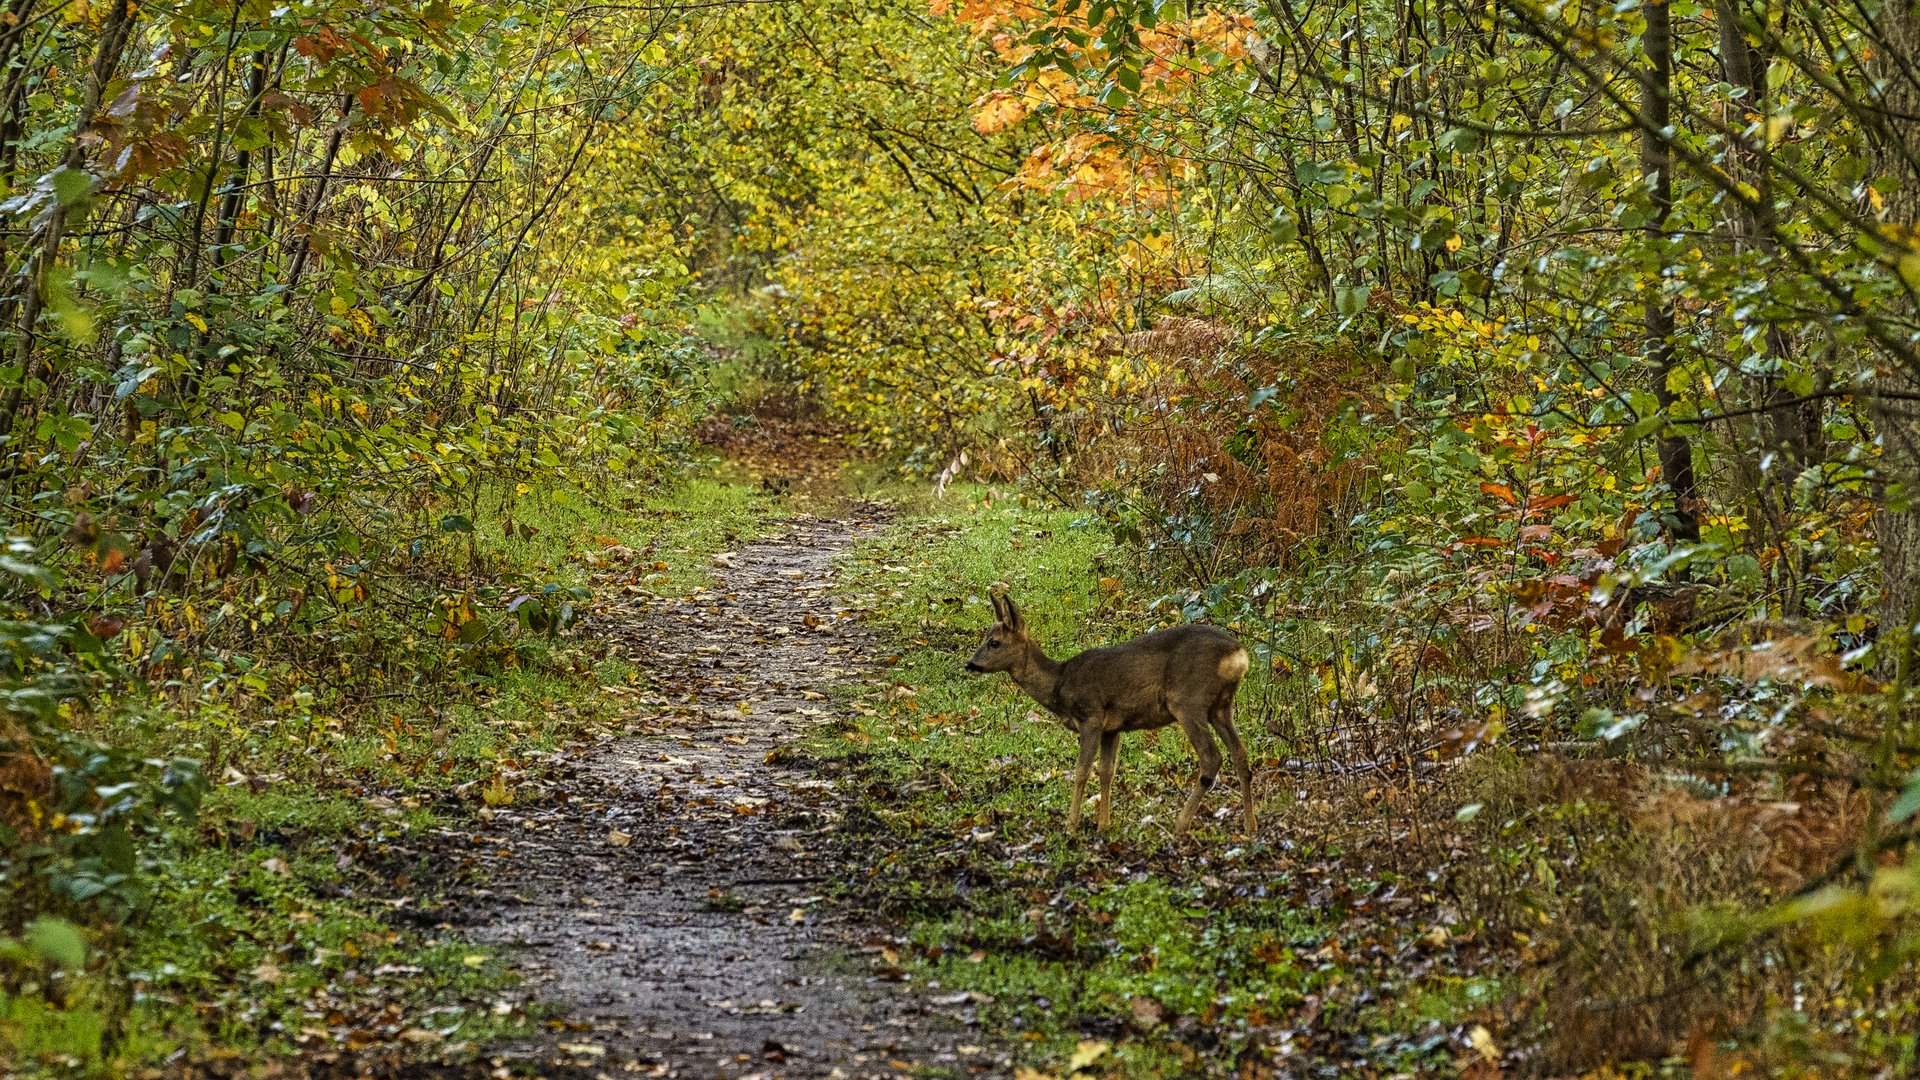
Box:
[477,472,781,598]
[115,786,523,1066]
[2,779,525,1073]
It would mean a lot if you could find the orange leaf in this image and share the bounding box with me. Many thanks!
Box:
[1530,493,1575,512]
[1480,482,1518,505]
[1456,537,1506,548]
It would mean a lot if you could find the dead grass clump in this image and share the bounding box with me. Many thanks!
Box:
[1102,314,1237,361]
[1062,317,1378,573]
[1416,751,1885,1074]
[1628,774,1871,891]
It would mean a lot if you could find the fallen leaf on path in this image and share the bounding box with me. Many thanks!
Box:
[482,774,514,806]
[606,828,632,846]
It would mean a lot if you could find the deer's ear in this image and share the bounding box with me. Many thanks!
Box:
[1003,596,1028,635]
[988,592,1008,623]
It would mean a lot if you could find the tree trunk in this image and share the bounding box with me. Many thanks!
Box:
[1717,0,1824,475]
[1873,2,1920,672]
[0,0,136,440]
[1643,0,1702,545]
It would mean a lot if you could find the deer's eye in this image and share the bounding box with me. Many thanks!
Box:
[987,639,1003,648]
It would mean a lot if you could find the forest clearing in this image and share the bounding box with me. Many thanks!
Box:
[5,0,1920,1076]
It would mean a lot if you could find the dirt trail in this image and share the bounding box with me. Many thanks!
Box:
[463,510,1001,1079]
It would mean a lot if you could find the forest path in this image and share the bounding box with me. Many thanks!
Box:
[461,510,999,1079]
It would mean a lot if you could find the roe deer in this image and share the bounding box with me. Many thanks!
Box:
[965,593,1255,836]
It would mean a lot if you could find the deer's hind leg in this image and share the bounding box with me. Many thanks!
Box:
[1212,689,1256,836]
[1172,704,1223,835]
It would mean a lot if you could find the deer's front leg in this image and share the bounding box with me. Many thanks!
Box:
[1096,730,1120,830]
[1066,722,1101,831]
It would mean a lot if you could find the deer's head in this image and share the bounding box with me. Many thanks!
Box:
[965,593,1030,673]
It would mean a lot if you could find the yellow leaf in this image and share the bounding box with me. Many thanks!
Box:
[1899,251,1920,294]
[1469,1024,1499,1062]
[1067,1040,1109,1071]
[482,774,514,806]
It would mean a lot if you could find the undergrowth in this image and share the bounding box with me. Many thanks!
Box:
[2,470,786,1075]
[826,486,1920,1078]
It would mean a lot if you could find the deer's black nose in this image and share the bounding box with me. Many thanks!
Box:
[964,661,984,673]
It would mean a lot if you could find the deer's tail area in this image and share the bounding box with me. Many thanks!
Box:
[1218,648,1250,683]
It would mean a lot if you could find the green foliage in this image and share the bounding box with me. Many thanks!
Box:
[5,0,1920,1071]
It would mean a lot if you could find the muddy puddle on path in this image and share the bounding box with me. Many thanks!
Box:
[463,511,1004,1080]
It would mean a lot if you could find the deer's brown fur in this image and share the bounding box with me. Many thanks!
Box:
[966,593,1255,835]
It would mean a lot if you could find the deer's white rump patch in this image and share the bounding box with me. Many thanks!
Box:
[1218,649,1250,682]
